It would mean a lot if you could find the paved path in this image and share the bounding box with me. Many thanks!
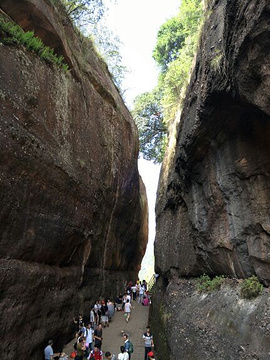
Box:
[63,301,149,360]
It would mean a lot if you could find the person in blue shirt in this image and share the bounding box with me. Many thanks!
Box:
[44,340,59,360]
[123,333,132,359]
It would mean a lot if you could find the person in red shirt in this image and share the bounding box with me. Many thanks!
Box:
[89,345,103,359]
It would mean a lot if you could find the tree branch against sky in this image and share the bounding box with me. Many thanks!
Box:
[60,0,128,93]
[133,0,204,163]
[132,89,167,164]
[60,0,204,164]
[61,0,106,26]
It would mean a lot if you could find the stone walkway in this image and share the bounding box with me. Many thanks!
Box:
[63,300,150,360]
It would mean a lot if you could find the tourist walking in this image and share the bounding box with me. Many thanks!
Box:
[117,346,129,360]
[90,307,95,327]
[104,351,117,360]
[138,283,144,303]
[123,333,133,359]
[94,324,103,349]
[44,340,59,360]
[147,351,155,360]
[89,345,103,359]
[76,337,86,360]
[143,326,154,360]
[107,299,115,321]
[142,280,147,291]
[101,300,109,328]
[131,284,137,301]
[73,314,84,331]
[85,323,95,355]
[94,301,100,324]
[124,299,132,322]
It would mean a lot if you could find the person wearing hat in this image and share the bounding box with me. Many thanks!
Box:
[147,351,155,360]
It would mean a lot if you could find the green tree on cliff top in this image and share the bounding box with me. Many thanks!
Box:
[60,0,127,92]
[61,0,108,25]
[132,89,166,164]
[133,0,204,163]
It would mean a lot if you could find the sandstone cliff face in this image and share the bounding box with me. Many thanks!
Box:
[153,0,270,358]
[155,0,270,283]
[0,0,148,358]
[152,278,270,360]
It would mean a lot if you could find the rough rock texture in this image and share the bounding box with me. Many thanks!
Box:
[151,278,270,360]
[153,0,270,358]
[155,0,270,283]
[0,0,148,358]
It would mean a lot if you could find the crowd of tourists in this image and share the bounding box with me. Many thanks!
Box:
[44,280,155,360]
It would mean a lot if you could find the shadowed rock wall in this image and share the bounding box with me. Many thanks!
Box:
[155,0,270,284]
[0,0,148,358]
[152,277,270,360]
[153,0,270,358]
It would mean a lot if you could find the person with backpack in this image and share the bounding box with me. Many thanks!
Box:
[123,333,133,359]
[89,345,103,360]
[75,337,86,360]
[117,346,129,360]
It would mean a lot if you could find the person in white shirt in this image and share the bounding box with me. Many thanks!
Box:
[126,292,131,303]
[138,284,144,304]
[122,294,127,311]
[85,323,94,356]
[124,299,132,322]
[118,346,129,360]
[90,308,95,327]
[131,285,137,301]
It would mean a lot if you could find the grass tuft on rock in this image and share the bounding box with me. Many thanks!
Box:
[0,16,69,71]
[196,274,225,292]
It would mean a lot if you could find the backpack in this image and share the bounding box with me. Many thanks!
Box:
[129,342,134,353]
[73,341,77,350]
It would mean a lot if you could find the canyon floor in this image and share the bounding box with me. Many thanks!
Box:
[63,301,150,360]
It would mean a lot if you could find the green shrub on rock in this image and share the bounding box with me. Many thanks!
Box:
[196,274,225,292]
[240,276,263,299]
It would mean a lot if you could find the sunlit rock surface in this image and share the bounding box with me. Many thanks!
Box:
[154,0,270,358]
[0,0,148,358]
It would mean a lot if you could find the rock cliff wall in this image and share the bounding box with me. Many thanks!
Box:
[152,278,270,360]
[155,0,270,283]
[153,0,270,358]
[0,0,148,358]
